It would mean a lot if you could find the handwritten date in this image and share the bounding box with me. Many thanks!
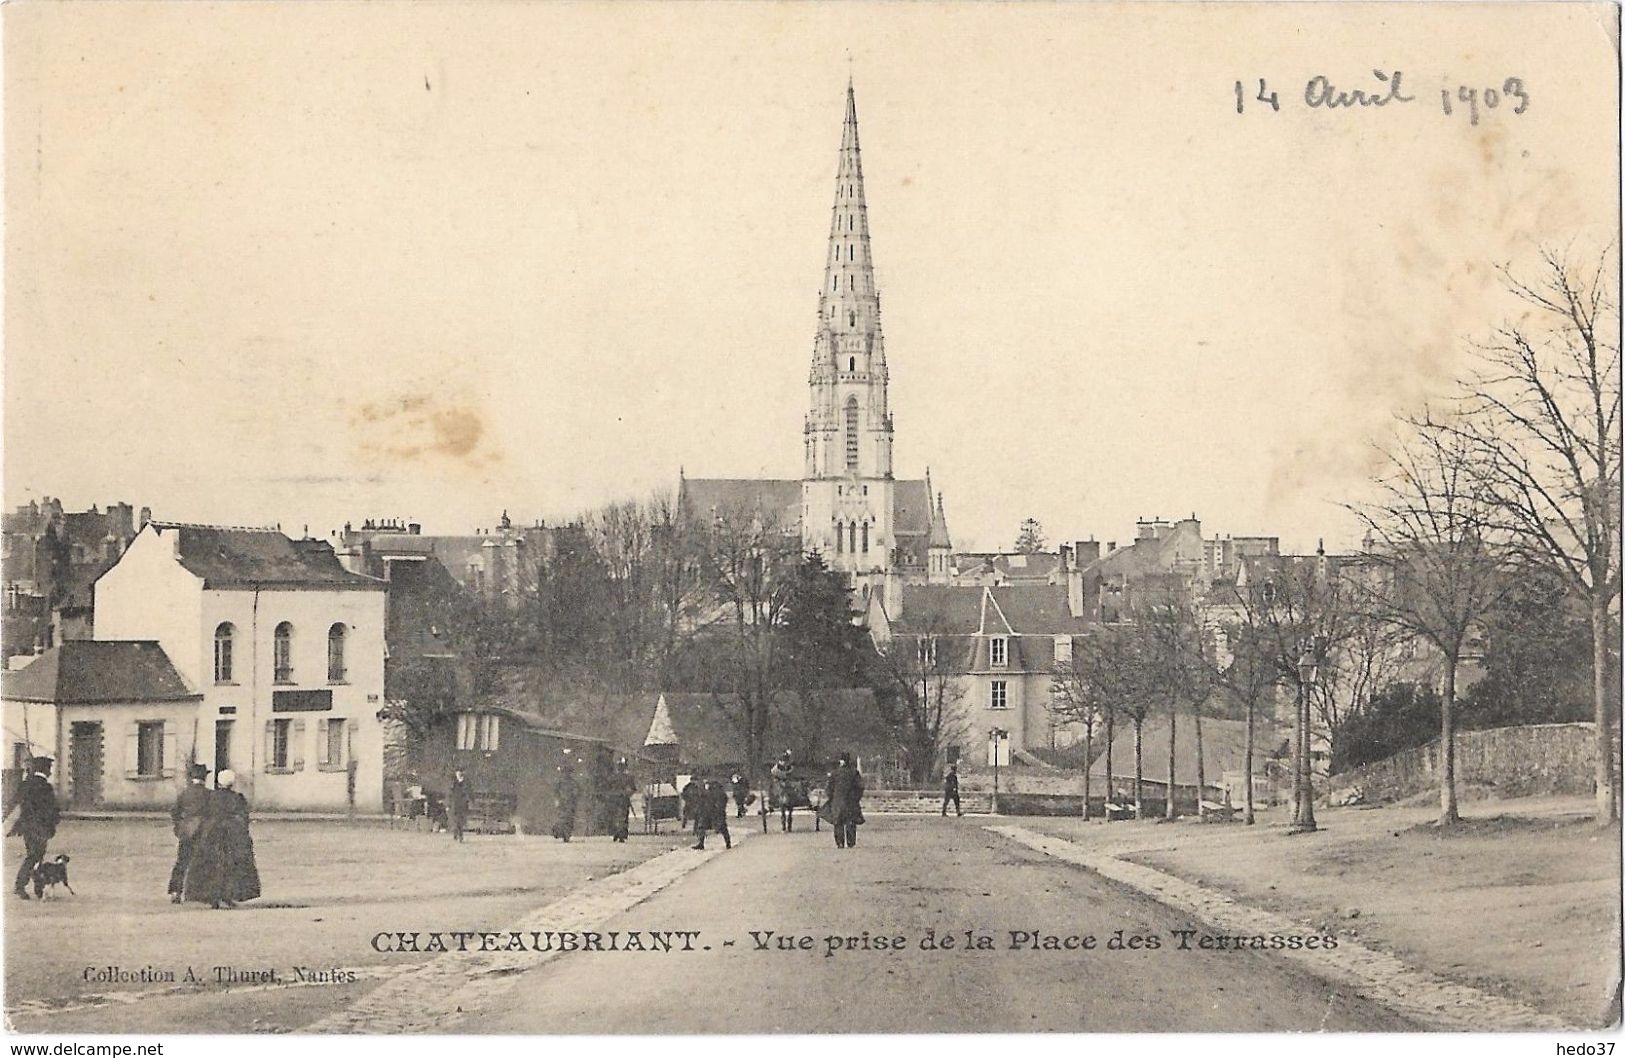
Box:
[1235,70,1530,125]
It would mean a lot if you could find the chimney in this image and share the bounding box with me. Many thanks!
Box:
[408,522,421,535]
[1074,539,1101,565]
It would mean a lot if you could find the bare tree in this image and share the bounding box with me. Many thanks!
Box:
[1139,591,1217,819]
[1210,618,1279,825]
[696,502,802,787]
[1049,638,1102,818]
[1236,552,1349,832]
[1453,246,1622,824]
[874,609,969,784]
[1352,423,1512,825]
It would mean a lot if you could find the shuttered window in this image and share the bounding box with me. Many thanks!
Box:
[126,719,176,780]
[264,718,305,772]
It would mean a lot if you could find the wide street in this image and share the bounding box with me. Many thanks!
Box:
[7,814,1418,1033]
[479,815,1411,1033]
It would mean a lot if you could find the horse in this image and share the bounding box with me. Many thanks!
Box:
[763,774,822,832]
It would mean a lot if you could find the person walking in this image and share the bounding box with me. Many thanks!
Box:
[680,776,700,832]
[552,759,579,842]
[447,769,470,842]
[731,773,751,819]
[183,771,261,909]
[168,763,211,901]
[607,758,637,843]
[770,751,796,832]
[826,752,865,850]
[941,762,962,818]
[692,775,731,850]
[9,756,59,900]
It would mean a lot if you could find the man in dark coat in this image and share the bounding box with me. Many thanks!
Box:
[826,752,865,849]
[447,769,470,842]
[731,773,750,819]
[941,762,962,818]
[607,758,637,842]
[692,776,731,850]
[10,756,59,899]
[552,759,579,842]
[680,777,700,831]
[169,763,211,901]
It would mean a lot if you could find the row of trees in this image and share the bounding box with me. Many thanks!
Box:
[1044,247,1619,829]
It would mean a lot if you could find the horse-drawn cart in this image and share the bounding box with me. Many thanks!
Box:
[761,773,824,832]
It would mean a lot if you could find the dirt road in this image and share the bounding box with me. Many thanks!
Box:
[479,816,1415,1033]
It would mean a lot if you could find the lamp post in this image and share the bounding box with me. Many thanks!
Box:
[988,727,1008,815]
[1289,638,1322,834]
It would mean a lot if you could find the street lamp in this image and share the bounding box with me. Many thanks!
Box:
[1289,638,1323,834]
[988,727,1008,815]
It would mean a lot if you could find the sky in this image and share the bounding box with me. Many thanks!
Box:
[4,2,1618,554]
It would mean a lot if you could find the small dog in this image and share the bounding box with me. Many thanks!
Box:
[31,854,72,899]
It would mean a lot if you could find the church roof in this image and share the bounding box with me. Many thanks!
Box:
[678,479,803,533]
[891,479,932,538]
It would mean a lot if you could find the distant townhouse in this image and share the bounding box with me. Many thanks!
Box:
[334,512,557,603]
[2,498,150,659]
[867,582,1091,760]
[89,522,388,811]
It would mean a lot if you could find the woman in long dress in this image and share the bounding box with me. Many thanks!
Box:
[184,770,262,909]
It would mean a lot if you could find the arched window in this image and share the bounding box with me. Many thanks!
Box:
[848,522,857,553]
[844,397,860,470]
[861,522,869,553]
[213,623,235,684]
[327,623,347,683]
[273,622,294,684]
[835,521,845,554]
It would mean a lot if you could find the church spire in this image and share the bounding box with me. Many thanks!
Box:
[819,80,880,344]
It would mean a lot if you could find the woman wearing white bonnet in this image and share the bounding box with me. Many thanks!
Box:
[183,768,261,908]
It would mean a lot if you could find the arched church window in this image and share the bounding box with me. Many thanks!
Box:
[862,523,869,553]
[849,522,857,553]
[836,521,844,554]
[844,397,860,469]
[849,310,856,328]
[848,356,856,371]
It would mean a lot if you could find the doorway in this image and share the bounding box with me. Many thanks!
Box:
[214,719,234,781]
[69,722,103,808]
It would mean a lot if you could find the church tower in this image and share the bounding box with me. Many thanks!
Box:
[803,81,896,579]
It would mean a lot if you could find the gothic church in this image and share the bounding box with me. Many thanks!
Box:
[679,82,954,592]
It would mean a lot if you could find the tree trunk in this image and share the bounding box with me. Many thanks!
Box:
[1592,597,1620,825]
[1081,720,1093,820]
[1243,693,1256,825]
[1133,719,1144,819]
[1439,656,1459,826]
[1104,709,1116,823]
[1165,709,1178,820]
[1194,700,1206,816]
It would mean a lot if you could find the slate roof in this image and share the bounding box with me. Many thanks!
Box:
[891,479,932,538]
[888,584,1087,636]
[679,479,803,532]
[154,524,384,590]
[2,641,200,704]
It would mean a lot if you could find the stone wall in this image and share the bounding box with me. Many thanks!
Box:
[1324,722,1599,803]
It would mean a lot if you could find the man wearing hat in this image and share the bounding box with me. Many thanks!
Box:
[9,756,59,899]
[169,762,212,901]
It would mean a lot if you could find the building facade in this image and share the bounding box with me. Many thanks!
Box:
[93,523,388,811]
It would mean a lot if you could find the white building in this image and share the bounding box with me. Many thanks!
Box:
[93,522,388,811]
